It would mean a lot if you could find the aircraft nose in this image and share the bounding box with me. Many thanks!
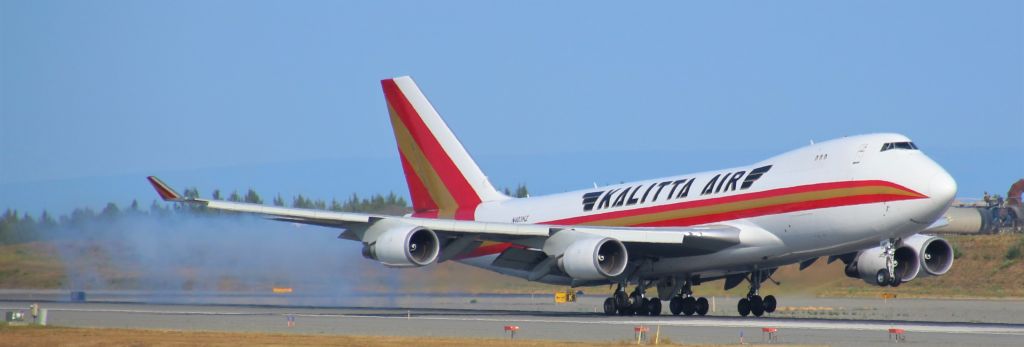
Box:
[927,167,957,206]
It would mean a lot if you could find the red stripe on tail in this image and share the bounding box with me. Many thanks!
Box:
[382,79,482,207]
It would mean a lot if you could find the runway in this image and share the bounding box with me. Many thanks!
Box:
[3,292,1024,346]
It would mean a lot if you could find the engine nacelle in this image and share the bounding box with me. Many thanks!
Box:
[361,223,439,267]
[901,233,954,277]
[556,236,628,281]
[845,244,920,286]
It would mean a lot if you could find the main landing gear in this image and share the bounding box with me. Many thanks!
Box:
[737,270,777,317]
[603,282,662,316]
[669,280,709,316]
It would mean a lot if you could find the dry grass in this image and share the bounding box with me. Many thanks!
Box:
[814,234,1024,299]
[3,234,1022,298]
[0,242,65,289]
[0,325,811,347]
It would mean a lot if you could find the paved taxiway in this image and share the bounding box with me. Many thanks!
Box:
[4,294,1024,346]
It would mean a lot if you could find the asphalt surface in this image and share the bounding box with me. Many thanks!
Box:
[3,291,1023,346]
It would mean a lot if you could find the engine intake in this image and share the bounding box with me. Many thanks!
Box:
[902,234,954,277]
[362,223,439,267]
[557,236,628,280]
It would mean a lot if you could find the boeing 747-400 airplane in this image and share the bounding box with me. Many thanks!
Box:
[149,76,956,317]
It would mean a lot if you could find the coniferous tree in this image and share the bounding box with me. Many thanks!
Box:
[100,202,120,219]
[244,188,262,204]
[183,187,200,199]
[329,198,344,211]
[39,210,57,229]
[515,184,529,198]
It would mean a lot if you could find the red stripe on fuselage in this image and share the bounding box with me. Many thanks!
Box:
[635,193,916,227]
[544,180,923,225]
[457,180,926,259]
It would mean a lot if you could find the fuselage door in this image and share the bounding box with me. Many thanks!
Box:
[852,143,869,165]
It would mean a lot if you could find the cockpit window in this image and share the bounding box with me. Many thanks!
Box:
[880,142,918,151]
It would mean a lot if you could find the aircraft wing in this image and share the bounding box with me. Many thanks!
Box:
[148,176,744,256]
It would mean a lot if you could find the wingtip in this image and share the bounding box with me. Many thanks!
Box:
[147,176,182,201]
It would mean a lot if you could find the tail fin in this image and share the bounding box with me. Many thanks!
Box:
[381,76,507,219]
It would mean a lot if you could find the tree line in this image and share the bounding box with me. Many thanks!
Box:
[0,189,407,245]
[0,184,529,245]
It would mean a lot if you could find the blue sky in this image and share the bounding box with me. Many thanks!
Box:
[2,1,1022,215]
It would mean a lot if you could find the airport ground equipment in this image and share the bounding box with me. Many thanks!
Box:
[933,179,1023,234]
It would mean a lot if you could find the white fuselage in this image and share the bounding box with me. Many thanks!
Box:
[459,133,956,285]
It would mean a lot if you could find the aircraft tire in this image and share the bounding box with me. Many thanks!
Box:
[603,298,617,315]
[890,276,902,287]
[669,297,683,315]
[614,291,629,309]
[695,297,709,316]
[647,298,662,316]
[750,295,764,317]
[636,298,650,316]
[630,292,645,311]
[875,270,891,287]
[738,298,751,317]
[763,295,777,313]
[681,296,697,316]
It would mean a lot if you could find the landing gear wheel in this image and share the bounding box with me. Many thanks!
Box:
[647,298,662,316]
[636,298,650,316]
[738,298,751,317]
[750,295,764,317]
[695,297,709,316]
[763,295,777,314]
[669,297,683,315]
[614,291,629,309]
[875,269,891,287]
[603,298,617,315]
[889,276,902,287]
[618,307,633,316]
[630,292,645,311]
[681,296,697,316]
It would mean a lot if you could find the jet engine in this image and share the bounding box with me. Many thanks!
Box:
[901,233,954,277]
[844,234,955,286]
[844,243,919,286]
[555,234,628,281]
[361,223,440,267]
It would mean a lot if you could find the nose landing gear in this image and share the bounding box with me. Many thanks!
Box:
[878,238,903,287]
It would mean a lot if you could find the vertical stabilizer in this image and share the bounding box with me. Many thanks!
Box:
[381,76,507,219]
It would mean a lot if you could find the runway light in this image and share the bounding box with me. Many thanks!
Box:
[762,327,779,343]
[634,325,650,344]
[888,328,906,342]
[272,287,293,294]
[504,325,520,340]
